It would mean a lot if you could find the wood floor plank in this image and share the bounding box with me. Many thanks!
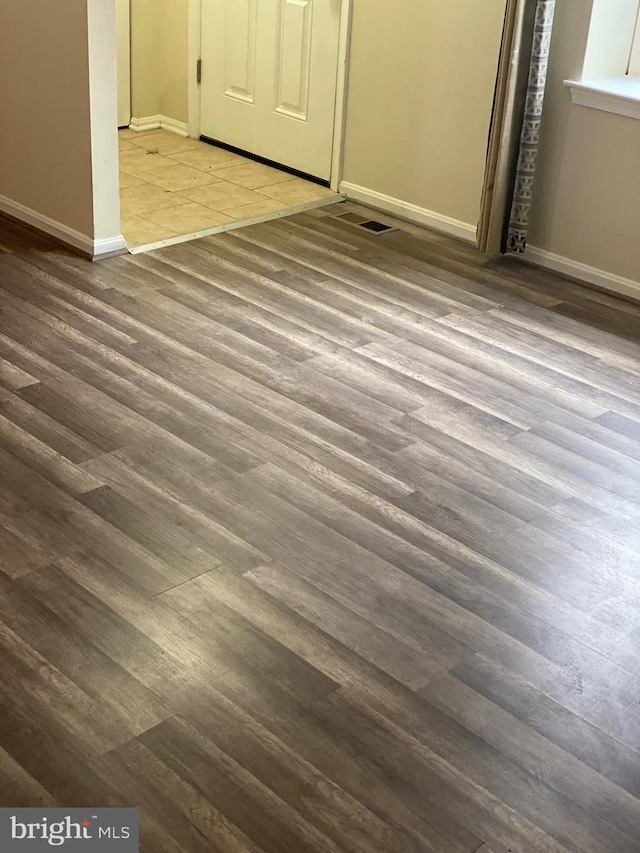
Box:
[0,571,173,747]
[139,715,356,853]
[239,466,640,712]
[15,380,146,455]
[440,310,640,417]
[166,564,458,692]
[150,240,386,350]
[0,216,59,254]
[417,671,640,852]
[319,210,567,311]
[309,688,571,853]
[0,408,105,495]
[95,738,268,853]
[229,218,496,317]
[0,744,57,808]
[400,407,640,518]
[0,355,39,392]
[1,209,640,851]
[77,485,223,574]
[482,301,640,371]
[0,522,55,579]
[508,426,640,504]
[79,451,269,573]
[282,214,513,313]
[451,653,640,801]
[164,698,464,853]
[363,334,609,422]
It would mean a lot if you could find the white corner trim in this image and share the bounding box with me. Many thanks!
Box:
[93,235,128,259]
[129,115,189,136]
[525,245,640,302]
[329,0,353,192]
[188,0,203,140]
[564,77,640,120]
[160,116,189,137]
[339,182,476,243]
[129,115,162,132]
[0,193,126,259]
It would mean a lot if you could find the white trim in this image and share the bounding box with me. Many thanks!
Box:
[189,0,352,186]
[628,2,640,75]
[0,193,126,259]
[129,115,189,136]
[565,77,640,120]
[525,245,640,302]
[579,0,639,80]
[160,116,189,137]
[129,114,162,132]
[128,194,342,254]
[88,0,122,251]
[116,0,131,127]
[93,234,129,259]
[339,182,476,243]
[188,0,202,139]
[330,0,353,192]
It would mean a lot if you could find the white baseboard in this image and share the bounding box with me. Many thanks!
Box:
[128,115,162,133]
[525,245,640,302]
[129,115,189,137]
[337,182,640,303]
[161,116,189,137]
[0,193,126,259]
[339,181,476,243]
[93,234,128,259]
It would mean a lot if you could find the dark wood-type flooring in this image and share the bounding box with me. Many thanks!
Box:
[1,204,640,852]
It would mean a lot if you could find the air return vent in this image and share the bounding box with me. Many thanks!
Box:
[358,220,395,233]
[332,211,398,235]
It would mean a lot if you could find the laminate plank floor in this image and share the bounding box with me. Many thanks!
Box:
[1,205,640,852]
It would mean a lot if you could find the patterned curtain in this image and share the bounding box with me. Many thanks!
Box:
[477,0,556,256]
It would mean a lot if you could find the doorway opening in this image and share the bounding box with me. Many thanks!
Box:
[116,0,351,252]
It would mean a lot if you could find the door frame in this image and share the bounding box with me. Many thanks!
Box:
[116,0,131,128]
[187,0,353,192]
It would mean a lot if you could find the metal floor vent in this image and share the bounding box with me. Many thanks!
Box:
[332,211,398,235]
[359,220,395,233]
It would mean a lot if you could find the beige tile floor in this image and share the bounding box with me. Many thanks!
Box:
[118,129,337,249]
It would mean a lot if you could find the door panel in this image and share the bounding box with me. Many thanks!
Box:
[274,0,312,120]
[223,0,258,103]
[200,0,341,180]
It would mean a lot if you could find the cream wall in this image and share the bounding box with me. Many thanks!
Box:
[130,0,189,124]
[527,0,640,283]
[131,0,162,119]
[0,0,123,254]
[160,0,189,122]
[341,0,506,228]
[0,0,94,236]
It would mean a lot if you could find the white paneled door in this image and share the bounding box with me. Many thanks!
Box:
[200,0,341,180]
[116,0,131,127]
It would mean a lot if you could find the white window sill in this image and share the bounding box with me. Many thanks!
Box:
[564,76,640,120]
